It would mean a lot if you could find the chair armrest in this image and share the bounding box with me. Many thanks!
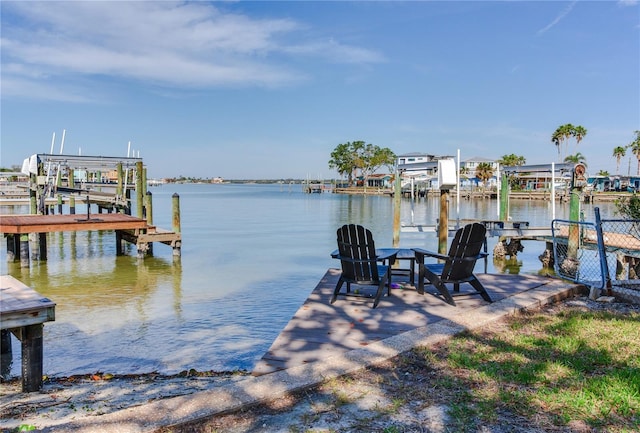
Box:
[412,248,449,262]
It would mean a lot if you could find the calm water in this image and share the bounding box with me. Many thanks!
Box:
[0,184,619,378]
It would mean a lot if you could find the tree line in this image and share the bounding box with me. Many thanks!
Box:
[327,128,640,189]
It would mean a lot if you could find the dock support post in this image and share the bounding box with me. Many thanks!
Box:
[499,172,509,221]
[145,191,154,256]
[69,169,76,215]
[172,193,181,257]
[438,189,449,255]
[0,330,11,380]
[135,161,144,218]
[20,234,30,268]
[116,163,124,213]
[115,230,123,255]
[21,324,44,392]
[145,191,153,226]
[393,169,401,248]
[1,329,11,356]
[6,235,18,261]
[39,233,47,261]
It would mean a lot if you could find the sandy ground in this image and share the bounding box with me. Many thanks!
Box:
[0,371,248,431]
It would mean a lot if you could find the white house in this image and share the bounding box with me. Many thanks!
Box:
[397,152,456,189]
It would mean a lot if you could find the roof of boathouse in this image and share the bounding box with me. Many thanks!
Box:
[25,154,143,173]
[501,163,575,174]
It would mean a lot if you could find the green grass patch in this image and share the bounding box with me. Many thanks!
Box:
[424,306,640,431]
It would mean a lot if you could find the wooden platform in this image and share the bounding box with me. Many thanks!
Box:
[0,214,181,261]
[0,213,148,234]
[1,275,56,392]
[253,269,561,375]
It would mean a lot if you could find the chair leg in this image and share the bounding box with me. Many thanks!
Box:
[331,277,345,304]
[416,263,425,295]
[469,276,492,303]
[372,274,388,308]
[424,269,456,306]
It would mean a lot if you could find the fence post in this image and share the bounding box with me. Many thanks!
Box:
[594,207,612,296]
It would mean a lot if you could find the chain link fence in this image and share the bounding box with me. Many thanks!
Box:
[552,210,640,293]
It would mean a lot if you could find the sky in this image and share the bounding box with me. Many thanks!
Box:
[1,1,639,180]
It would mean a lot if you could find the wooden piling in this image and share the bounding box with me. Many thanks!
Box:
[135,161,144,218]
[172,193,181,234]
[20,234,29,268]
[439,189,449,255]
[21,324,44,392]
[393,171,401,248]
[145,191,153,226]
[69,169,76,215]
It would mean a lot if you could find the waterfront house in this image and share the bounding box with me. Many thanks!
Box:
[397,152,455,189]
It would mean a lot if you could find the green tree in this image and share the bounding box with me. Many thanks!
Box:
[475,162,494,191]
[328,141,396,187]
[328,142,357,185]
[563,152,587,167]
[629,130,640,175]
[497,154,526,167]
[497,154,525,189]
[551,124,587,162]
[613,146,627,175]
[597,170,610,176]
[615,194,640,219]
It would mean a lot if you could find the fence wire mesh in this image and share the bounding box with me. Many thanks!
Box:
[552,220,605,289]
[552,217,640,290]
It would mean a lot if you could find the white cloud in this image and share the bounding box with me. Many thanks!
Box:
[618,0,638,6]
[0,1,383,100]
[536,1,578,36]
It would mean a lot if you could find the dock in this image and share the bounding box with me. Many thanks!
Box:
[253,268,571,375]
[0,213,181,264]
[1,275,56,392]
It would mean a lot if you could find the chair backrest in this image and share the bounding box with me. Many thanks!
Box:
[336,224,380,283]
[441,223,486,281]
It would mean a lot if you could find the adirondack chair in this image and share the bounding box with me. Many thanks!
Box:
[413,222,493,306]
[331,224,396,308]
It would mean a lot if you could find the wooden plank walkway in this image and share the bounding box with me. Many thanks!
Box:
[0,213,148,234]
[253,269,561,375]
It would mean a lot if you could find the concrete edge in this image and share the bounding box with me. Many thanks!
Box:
[41,280,585,433]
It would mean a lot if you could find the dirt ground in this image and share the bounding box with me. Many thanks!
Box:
[154,296,640,433]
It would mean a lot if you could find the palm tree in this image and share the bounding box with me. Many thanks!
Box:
[497,153,526,167]
[630,130,640,175]
[563,152,587,167]
[573,125,587,153]
[551,124,587,162]
[475,162,494,192]
[613,146,626,174]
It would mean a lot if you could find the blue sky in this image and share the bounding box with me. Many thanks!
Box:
[1,1,638,179]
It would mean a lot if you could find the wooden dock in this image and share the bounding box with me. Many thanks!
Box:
[1,275,56,392]
[0,213,181,264]
[253,268,566,375]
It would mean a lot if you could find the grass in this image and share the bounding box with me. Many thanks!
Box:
[420,306,640,432]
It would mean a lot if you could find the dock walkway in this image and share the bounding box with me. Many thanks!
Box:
[252,268,571,375]
[0,213,181,263]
